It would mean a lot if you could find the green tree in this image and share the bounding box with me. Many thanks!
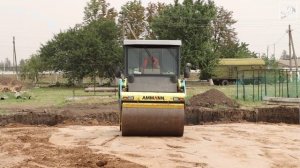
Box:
[145,2,166,39]
[20,54,44,83]
[280,50,289,60]
[212,7,256,59]
[263,54,278,69]
[84,0,117,23]
[4,58,11,70]
[19,59,26,68]
[39,19,121,84]
[151,0,217,79]
[119,0,146,39]
[0,60,3,70]
[212,7,237,58]
[83,20,122,81]
[234,42,257,58]
[37,0,122,85]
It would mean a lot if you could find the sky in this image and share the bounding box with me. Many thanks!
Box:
[0,0,299,64]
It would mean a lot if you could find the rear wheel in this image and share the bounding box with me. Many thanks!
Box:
[221,80,229,86]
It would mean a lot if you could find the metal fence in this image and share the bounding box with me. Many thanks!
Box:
[236,69,300,101]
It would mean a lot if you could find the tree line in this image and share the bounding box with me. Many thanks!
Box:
[20,0,257,84]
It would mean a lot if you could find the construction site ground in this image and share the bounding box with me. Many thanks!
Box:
[1,123,300,168]
[0,103,299,168]
[0,83,299,167]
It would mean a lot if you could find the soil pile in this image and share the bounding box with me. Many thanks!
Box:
[0,76,22,92]
[189,89,239,108]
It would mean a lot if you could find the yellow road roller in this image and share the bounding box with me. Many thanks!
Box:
[116,40,189,136]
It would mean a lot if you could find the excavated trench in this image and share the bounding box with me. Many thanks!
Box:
[185,106,300,125]
[0,105,299,127]
[0,111,119,126]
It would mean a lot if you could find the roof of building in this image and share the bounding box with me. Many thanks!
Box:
[278,59,300,67]
[123,40,182,46]
[219,58,265,66]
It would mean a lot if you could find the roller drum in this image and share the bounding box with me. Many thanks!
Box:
[121,104,184,136]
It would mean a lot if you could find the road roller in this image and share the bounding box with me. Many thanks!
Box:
[116,40,189,136]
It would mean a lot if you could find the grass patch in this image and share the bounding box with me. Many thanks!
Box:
[0,109,10,115]
[0,84,265,109]
[0,87,118,108]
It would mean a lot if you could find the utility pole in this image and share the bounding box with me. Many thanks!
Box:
[3,60,5,76]
[290,26,298,72]
[126,21,138,40]
[13,36,18,79]
[288,25,292,71]
[122,7,138,40]
[122,20,125,40]
[122,13,125,40]
[1,60,3,76]
[273,44,276,58]
[267,46,269,58]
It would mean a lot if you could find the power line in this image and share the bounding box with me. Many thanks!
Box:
[274,32,288,45]
[265,32,288,58]
[293,29,300,33]
[266,33,286,51]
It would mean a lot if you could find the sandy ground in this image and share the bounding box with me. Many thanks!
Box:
[0,123,299,168]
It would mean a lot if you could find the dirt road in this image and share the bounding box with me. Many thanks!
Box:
[1,123,299,168]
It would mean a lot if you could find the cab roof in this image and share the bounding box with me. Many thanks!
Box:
[124,40,182,46]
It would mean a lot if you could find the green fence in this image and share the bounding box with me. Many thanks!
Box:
[236,69,300,101]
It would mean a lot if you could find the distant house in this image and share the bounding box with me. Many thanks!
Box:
[278,59,300,70]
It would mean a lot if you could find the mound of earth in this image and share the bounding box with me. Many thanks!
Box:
[0,76,22,92]
[189,89,239,108]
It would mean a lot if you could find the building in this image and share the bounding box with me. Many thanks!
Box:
[278,59,300,70]
[213,58,265,85]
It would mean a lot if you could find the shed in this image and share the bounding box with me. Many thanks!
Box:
[219,58,265,66]
[213,58,265,85]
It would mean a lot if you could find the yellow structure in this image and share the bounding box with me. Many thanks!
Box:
[213,58,265,85]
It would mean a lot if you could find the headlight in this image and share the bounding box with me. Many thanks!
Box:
[173,97,184,102]
[123,96,134,100]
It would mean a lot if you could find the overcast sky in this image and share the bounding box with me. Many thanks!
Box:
[0,0,299,63]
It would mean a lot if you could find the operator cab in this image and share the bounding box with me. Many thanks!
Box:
[124,40,181,93]
[125,40,181,76]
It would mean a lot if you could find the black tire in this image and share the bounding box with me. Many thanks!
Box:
[222,80,229,86]
[128,75,134,83]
